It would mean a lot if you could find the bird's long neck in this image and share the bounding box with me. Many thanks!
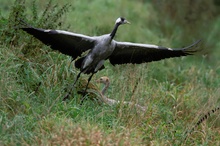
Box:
[110,23,120,40]
[101,81,110,95]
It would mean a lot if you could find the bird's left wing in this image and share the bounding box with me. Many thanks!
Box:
[109,40,201,65]
[21,27,96,60]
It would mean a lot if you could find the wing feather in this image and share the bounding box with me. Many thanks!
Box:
[21,27,96,60]
[109,40,201,65]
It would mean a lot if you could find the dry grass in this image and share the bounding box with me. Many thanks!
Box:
[32,117,143,146]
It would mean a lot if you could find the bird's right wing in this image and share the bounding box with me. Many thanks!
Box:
[21,27,96,60]
[109,40,201,65]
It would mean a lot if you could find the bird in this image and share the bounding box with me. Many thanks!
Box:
[96,76,110,96]
[19,17,201,100]
[96,76,146,111]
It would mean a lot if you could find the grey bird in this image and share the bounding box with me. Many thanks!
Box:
[20,17,201,100]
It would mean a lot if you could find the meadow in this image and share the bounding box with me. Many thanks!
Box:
[0,0,220,145]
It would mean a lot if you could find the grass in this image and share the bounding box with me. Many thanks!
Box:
[1,0,220,145]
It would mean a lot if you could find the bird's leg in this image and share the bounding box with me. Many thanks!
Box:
[63,71,82,101]
[80,72,95,104]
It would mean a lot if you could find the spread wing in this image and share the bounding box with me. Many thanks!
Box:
[21,27,96,60]
[109,40,201,65]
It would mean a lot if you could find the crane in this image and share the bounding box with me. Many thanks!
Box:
[20,17,201,100]
[96,76,146,111]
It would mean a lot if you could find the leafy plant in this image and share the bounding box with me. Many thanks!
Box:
[1,0,71,51]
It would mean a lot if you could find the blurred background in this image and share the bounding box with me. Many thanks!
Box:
[2,0,220,60]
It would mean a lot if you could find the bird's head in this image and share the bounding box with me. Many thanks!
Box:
[96,76,110,84]
[115,17,130,25]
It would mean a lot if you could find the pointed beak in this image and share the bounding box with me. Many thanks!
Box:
[125,20,130,24]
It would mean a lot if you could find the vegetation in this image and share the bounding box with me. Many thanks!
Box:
[0,0,220,145]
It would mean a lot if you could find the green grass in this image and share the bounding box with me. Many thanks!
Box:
[1,0,220,145]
